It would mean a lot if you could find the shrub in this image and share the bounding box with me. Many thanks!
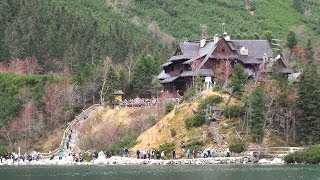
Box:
[82,153,93,162]
[284,144,320,164]
[165,102,174,114]
[181,87,196,102]
[0,144,9,155]
[224,105,244,119]
[102,134,137,154]
[303,145,320,164]
[186,139,204,149]
[158,142,175,156]
[170,128,177,137]
[284,151,304,164]
[198,95,222,110]
[185,114,206,129]
[229,142,246,153]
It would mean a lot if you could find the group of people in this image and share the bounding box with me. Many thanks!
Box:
[65,130,73,150]
[132,146,231,160]
[135,149,166,160]
[120,98,159,108]
[53,150,87,162]
[0,152,43,164]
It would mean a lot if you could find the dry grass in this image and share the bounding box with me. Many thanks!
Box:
[33,126,65,152]
[132,89,240,157]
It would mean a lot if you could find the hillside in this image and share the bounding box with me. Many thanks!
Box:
[69,105,165,152]
[113,0,318,42]
[131,90,237,156]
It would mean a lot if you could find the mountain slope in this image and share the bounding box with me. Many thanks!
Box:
[114,0,316,42]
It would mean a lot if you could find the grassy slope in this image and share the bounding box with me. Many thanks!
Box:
[74,106,163,151]
[132,90,240,157]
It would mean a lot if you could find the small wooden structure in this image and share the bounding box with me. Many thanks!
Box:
[113,90,124,102]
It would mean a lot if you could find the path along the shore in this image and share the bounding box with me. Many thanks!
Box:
[0,155,284,166]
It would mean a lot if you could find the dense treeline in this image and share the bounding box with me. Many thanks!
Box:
[110,0,315,41]
[0,73,76,151]
[293,0,320,34]
[0,0,170,152]
[224,47,320,146]
[0,0,168,75]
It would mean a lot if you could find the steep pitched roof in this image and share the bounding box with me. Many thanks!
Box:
[230,40,273,64]
[159,37,282,81]
[180,69,214,77]
[182,41,216,64]
[158,70,170,80]
[161,76,179,84]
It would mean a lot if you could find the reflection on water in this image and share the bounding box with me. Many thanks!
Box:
[0,165,318,180]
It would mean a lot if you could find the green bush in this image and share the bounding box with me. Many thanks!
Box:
[284,145,320,164]
[224,105,244,119]
[158,142,175,156]
[185,114,206,129]
[181,87,196,102]
[102,134,137,154]
[284,151,304,164]
[170,128,177,137]
[82,153,93,162]
[0,144,9,155]
[303,145,320,164]
[198,95,222,110]
[186,139,204,149]
[229,143,246,153]
[165,102,174,114]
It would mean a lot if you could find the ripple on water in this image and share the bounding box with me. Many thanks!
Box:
[0,165,319,180]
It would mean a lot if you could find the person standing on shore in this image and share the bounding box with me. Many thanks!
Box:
[160,151,165,160]
[193,149,197,159]
[58,150,63,160]
[186,149,190,159]
[172,150,176,159]
[151,150,155,159]
[136,150,140,159]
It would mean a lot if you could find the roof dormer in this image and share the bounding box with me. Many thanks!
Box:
[240,47,249,56]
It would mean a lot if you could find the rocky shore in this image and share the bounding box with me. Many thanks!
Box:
[0,156,285,166]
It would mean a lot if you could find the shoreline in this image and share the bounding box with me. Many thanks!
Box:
[0,156,285,166]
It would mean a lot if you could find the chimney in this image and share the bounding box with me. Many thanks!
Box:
[263,53,268,63]
[223,32,231,41]
[184,37,188,43]
[200,25,208,48]
[260,53,268,71]
[214,34,219,44]
[200,39,206,48]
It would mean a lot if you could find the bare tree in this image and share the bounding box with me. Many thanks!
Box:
[100,56,112,104]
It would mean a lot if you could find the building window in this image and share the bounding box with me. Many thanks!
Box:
[222,47,225,53]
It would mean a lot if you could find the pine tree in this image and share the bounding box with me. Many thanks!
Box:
[286,31,297,49]
[250,86,266,142]
[104,65,119,103]
[293,0,304,13]
[132,54,158,98]
[229,64,247,97]
[262,30,273,43]
[305,39,314,61]
[296,63,320,145]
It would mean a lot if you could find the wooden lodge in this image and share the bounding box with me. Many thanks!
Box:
[158,33,293,95]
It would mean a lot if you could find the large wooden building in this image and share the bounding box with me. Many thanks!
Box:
[158,34,293,95]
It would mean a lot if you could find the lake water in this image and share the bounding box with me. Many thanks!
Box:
[0,165,319,180]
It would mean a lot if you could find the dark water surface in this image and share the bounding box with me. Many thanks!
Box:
[0,165,319,180]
